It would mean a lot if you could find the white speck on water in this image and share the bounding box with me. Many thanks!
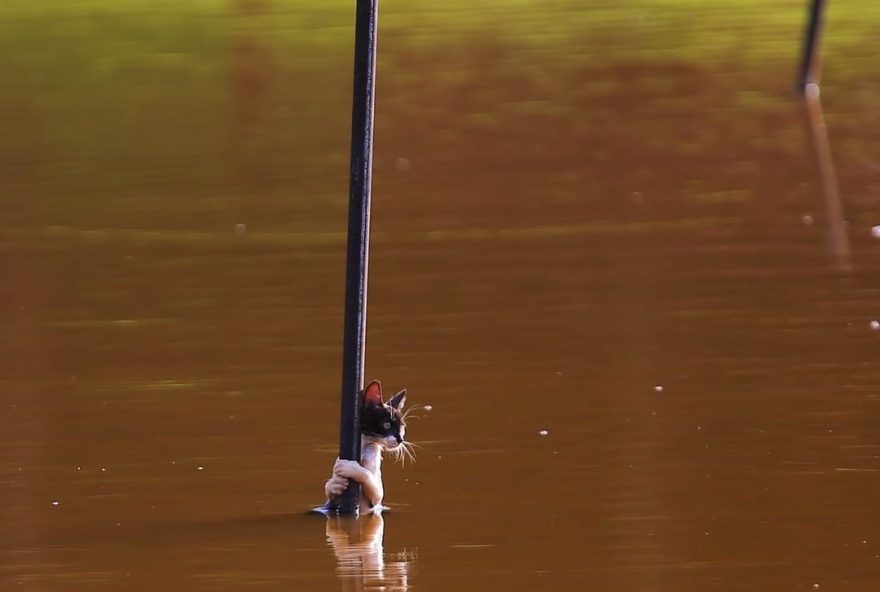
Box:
[76,466,81,471]
[197,466,204,471]
[813,584,820,590]
[801,214,815,226]
[538,429,549,436]
[654,385,664,393]
[100,467,106,472]
[871,225,880,238]
[870,320,880,331]
[51,500,60,507]
[423,405,433,412]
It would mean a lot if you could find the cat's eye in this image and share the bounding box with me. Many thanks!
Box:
[382,421,392,430]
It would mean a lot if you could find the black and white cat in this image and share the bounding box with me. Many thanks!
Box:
[324,380,412,513]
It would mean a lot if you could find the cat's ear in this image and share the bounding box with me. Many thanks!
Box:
[363,380,383,407]
[389,389,407,411]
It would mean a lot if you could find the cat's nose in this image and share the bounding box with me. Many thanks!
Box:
[394,434,403,444]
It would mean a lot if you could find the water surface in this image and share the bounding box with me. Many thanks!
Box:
[2,1,880,590]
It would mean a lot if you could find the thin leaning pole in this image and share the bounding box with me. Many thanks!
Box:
[332,0,380,516]
[796,0,827,94]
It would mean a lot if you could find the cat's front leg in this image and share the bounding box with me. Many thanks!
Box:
[324,473,349,499]
[333,458,384,507]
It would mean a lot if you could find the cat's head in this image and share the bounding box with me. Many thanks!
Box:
[361,380,407,450]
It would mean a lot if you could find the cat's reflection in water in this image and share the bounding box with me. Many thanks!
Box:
[325,513,412,592]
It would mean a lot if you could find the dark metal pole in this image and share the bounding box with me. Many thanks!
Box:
[333,0,379,516]
[796,0,827,94]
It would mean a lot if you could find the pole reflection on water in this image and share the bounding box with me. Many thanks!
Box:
[802,83,851,272]
[325,514,412,592]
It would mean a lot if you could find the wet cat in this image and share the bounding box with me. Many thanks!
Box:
[324,380,412,514]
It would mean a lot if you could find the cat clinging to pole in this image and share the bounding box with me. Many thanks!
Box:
[324,380,415,514]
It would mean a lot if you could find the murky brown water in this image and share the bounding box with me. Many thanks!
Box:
[3,0,880,590]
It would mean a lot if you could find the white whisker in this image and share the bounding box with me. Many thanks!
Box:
[400,405,424,423]
[394,440,416,466]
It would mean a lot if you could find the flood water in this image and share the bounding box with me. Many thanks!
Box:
[3,0,880,590]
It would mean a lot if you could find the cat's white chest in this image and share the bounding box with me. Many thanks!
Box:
[360,441,383,479]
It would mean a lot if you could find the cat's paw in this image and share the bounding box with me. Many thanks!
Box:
[333,458,363,480]
[324,475,348,498]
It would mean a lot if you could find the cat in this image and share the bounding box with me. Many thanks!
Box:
[323,380,412,514]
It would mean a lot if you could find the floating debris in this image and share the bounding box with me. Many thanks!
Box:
[870,320,880,331]
[654,385,664,393]
[197,466,204,471]
[423,405,433,412]
[538,429,549,436]
[51,500,60,507]
[871,225,880,238]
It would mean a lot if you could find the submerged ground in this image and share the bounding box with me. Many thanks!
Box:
[2,0,880,590]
